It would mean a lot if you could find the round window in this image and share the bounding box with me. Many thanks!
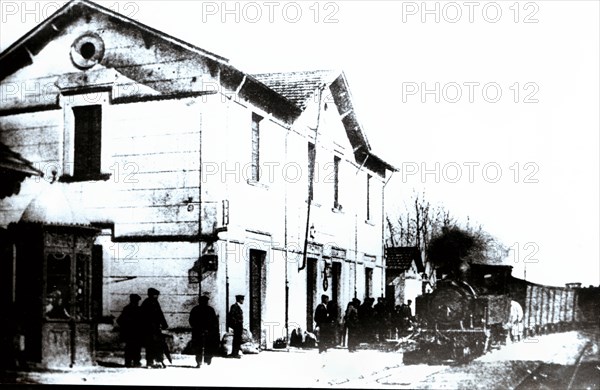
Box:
[70,33,105,69]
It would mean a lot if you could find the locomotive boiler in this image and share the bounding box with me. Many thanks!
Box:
[403,264,519,364]
[403,262,588,364]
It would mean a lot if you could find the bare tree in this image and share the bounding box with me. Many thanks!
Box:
[386,191,508,280]
[387,190,452,251]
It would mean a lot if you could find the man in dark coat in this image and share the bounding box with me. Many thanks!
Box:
[400,300,413,332]
[327,299,340,347]
[314,294,331,353]
[344,299,360,352]
[189,295,219,367]
[227,294,244,358]
[140,288,168,368]
[117,294,143,367]
[373,296,390,342]
[358,297,376,343]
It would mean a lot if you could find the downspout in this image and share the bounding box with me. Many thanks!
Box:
[224,75,247,317]
[299,83,326,272]
[354,153,371,298]
[224,97,230,320]
[284,124,290,348]
[198,99,203,299]
[356,155,369,174]
[382,170,394,297]
[354,212,358,298]
[353,150,369,298]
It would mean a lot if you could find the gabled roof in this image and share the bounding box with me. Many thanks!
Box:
[0,0,396,174]
[0,0,299,120]
[386,246,424,273]
[0,0,227,81]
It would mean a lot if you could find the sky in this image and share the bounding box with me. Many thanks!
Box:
[1,0,598,287]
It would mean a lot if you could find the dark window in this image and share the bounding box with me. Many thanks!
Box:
[308,142,316,200]
[80,42,96,60]
[333,156,340,208]
[250,113,262,182]
[73,105,102,179]
[366,174,372,220]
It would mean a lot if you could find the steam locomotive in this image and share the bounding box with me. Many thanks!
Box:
[403,263,592,364]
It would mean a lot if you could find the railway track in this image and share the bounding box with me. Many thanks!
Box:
[513,340,594,389]
[375,328,600,389]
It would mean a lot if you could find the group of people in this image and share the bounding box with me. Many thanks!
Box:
[119,289,416,367]
[314,294,415,353]
[188,293,247,366]
[117,288,169,368]
[118,289,246,369]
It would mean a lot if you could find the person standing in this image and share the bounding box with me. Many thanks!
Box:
[392,305,402,338]
[373,296,389,342]
[141,288,168,368]
[509,300,524,343]
[227,294,244,359]
[117,294,143,367]
[327,299,340,347]
[189,295,219,367]
[344,300,359,352]
[314,294,331,353]
[358,297,375,343]
[400,300,413,332]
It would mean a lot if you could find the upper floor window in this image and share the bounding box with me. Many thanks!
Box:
[333,155,340,209]
[250,113,262,182]
[366,174,372,220]
[73,105,102,179]
[308,142,316,200]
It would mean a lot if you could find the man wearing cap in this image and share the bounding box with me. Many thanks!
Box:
[141,288,169,368]
[227,294,244,358]
[117,294,143,367]
[314,294,332,353]
[189,295,219,367]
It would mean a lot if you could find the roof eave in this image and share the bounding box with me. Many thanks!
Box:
[330,73,396,173]
[220,65,302,123]
[368,151,399,173]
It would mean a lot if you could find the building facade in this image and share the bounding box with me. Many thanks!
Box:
[0,0,395,353]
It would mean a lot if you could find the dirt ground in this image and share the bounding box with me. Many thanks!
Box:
[2,327,598,388]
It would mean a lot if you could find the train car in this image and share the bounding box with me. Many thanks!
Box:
[514,281,581,336]
[404,264,589,365]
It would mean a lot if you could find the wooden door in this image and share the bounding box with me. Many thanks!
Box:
[249,249,265,343]
[306,258,317,331]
